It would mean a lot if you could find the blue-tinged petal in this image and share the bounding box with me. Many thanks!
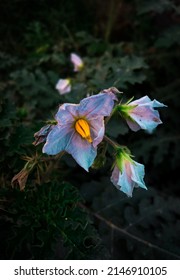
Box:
[43,124,74,155]
[66,133,97,171]
[130,105,162,132]
[150,99,167,108]
[117,162,136,197]
[111,160,147,196]
[130,96,167,108]
[55,103,78,124]
[130,95,151,105]
[126,119,141,132]
[131,161,147,190]
[90,116,105,147]
[78,93,114,118]
[111,165,120,188]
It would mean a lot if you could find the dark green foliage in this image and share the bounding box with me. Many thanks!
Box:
[81,178,180,259]
[0,0,180,260]
[0,182,108,259]
[136,0,175,15]
[154,25,180,48]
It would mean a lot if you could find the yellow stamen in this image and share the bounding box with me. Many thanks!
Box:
[75,119,92,143]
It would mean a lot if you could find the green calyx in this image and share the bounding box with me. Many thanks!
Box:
[116,97,137,117]
[115,146,133,172]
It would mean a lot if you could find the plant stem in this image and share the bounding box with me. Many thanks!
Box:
[104,135,119,148]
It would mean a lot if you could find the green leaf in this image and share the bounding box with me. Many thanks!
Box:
[154,26,180,48]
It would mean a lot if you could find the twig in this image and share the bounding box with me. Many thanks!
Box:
[79,202,180,259]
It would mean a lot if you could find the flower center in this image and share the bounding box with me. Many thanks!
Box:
[75,119,92,143]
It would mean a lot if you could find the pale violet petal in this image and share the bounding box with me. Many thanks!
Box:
[70,53,83,66]
[126,119,141,132]
[43,125,74,155]
[100,87,119,101]
[90,117,105,147]
[60,84,71,95]
[66,133,97,171]
[55,79,71,95]
[111,165,120,188]
[129,105,162,132]
[70,53,83,72]
[78,93,114,118]
[55,103,78,124]
[131,161,147,190]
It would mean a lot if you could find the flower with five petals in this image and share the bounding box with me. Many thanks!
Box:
[43,92,116,171]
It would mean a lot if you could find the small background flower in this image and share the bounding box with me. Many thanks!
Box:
[55,78,71,95]
[70,53,84,72]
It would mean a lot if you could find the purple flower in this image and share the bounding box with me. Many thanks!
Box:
[119,96,167,132]
[111,149,147,197]
[55,79,71,95]
[43,92,116,171]
[70,53,84,72]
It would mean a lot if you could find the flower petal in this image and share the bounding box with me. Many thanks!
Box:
[129,105,162,132]
[90,116,105,147]
[78,93,114,119]
[126,119,141,132]
[131,161,147,190]
[43,124,74,155]
[55,103,78,124]
[100,87,119,101]
[70,53,83,72]
[118,162,136,197]
[130,95,151,105]
[111,165,120,187]
[131,96,166,108]
[66,133,97,171]
[55,79,71,95]
[150,99,167,108]
[111,159,147,197]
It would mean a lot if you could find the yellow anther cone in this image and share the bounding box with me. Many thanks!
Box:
[75,119,92,143]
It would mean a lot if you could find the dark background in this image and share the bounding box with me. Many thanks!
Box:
[0,0,180,260]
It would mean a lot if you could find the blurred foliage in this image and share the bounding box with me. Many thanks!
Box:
[0,182,108,259]
[0,0,180,259]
